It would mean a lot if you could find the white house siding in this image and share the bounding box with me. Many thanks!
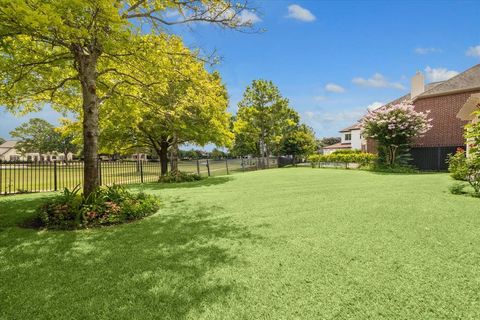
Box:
[340,129,362,150]
[350,129,362,150]
[0,141,73,161]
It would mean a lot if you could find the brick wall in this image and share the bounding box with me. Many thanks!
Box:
[412,90,479,147]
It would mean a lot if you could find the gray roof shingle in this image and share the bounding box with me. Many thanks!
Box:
[416,64,480,99]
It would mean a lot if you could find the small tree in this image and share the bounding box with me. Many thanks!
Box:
[210,148,226,160]
[233,80,299,167]
[361,103,432,166]
[317,137,341,148]
[280,124,317,163]
[10,118,78,162]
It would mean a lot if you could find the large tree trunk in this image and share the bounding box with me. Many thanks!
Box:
[170,137,179,174]
[74,46,100,196]
[258,139,265,169]
[147,136,169,177]
[159,139,170,176]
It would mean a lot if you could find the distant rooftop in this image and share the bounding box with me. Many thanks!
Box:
[339,123,361,132]
[0,140,18,149]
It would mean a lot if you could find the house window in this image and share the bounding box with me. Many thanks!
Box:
[344,133,352,141]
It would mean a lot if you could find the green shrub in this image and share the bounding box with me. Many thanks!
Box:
[158,171,202,183]
[449,182,467,195]
[447,148,468,181]
[332,149,362,154]
[308,152,377,168]
[37,185,160,229]
[369,163,418,173]
[465,157,480,196]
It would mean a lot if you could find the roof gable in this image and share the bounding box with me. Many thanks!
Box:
[416,64,480,99]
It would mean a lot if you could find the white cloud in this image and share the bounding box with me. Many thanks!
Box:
[325,83,346,93]
[424,66,459,82]
[191,6,261,26]
[237,10,261,24]
[302,108,365,129]
[286,4,316,22]
[366,101,384,111]
[466,45,480,58]
[414,47,442,55]
[352,73,406,90]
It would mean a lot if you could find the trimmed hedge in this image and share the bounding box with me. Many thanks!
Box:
[308,152,377,168]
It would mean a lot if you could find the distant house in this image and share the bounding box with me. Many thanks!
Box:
[338,64,480,170]
[322,123,362,154]
[0,140,73,161]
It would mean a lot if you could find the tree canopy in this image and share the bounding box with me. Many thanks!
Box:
[9,118,78,160]
[232,80,299,165]
[0,0,255,194]
[280,124,317,160]
[95,36,233,175]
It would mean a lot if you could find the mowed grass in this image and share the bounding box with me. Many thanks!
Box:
[1,168,480,319]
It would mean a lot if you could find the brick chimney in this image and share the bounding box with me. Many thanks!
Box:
[411,71,425,99]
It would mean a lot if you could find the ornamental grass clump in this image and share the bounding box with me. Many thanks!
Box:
[37,185,160,230]
[361,103,432,166]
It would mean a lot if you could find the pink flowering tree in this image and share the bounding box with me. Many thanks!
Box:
[361,103,432,165]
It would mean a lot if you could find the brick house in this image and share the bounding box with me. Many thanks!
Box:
[358,64,480,170]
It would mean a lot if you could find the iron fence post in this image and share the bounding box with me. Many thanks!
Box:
[53,161,58,191]
[140,160,144,183]
[98,159,102,186]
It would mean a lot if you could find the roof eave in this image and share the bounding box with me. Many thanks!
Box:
[413,86,480,102]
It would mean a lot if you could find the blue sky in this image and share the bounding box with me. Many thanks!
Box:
[1,0,480,142]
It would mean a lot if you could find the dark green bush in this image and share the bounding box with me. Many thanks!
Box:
[449,182,467,195]
[158,171,202,183]
[37,185,160,229]
[369,163,418,173]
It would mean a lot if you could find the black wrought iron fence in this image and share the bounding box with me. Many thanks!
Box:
[0,157,280,195]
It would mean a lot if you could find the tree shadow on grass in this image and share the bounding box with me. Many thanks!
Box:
[0,195,50,231]
[0,195,259,319]
[367,170,442,176]
[137,176,234,191]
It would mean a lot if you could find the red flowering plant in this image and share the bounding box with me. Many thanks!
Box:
[361,103,432,166]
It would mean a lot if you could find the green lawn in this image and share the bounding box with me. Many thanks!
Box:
[1,168,480,319]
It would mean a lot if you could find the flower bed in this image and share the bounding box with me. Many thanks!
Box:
[37,185,160,229]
